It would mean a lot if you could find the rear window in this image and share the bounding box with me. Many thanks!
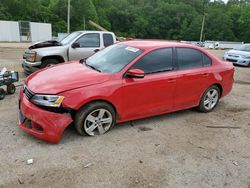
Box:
[103,34,114,47]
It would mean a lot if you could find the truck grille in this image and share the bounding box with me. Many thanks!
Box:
[23,84,34,100]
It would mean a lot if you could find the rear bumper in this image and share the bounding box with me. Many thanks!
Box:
[18,89,73,144]
[22,60,41,74]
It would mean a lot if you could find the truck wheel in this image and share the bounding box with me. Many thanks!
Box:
[0,88,6,100]
[7,84,16,94]
[41,59,59,68]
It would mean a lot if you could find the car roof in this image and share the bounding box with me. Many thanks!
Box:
[78,30,114,34]
[120,40,200,51]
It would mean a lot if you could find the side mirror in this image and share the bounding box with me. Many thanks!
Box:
[127,69,145,78]
[72,42,80,48]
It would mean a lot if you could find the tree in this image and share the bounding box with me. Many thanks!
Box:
[0,0,249,42]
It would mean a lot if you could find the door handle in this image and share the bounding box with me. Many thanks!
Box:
[202,73,209,77]
[168,78,176,83]
[94,49,100,53]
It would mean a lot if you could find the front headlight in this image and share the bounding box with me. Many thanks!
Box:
[31,95,64,108]
[26,51,36,62]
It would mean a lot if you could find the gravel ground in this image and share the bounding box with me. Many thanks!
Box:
[0,46,249,188]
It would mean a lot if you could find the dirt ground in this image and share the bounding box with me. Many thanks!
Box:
[0,45,249,188]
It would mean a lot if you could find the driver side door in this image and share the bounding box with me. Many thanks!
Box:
[120,48,178,120]
[68,33,101,61]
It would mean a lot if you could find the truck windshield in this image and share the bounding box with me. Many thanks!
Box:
[85,44,143,73]
[60,32,81,45]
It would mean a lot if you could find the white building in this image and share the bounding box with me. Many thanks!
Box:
[0,20,52,42]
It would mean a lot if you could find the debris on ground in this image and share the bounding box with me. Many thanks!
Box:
[138,127,152,132]
[206,126,241,129]
[26,159,33,165]
[18,177,24,184]
[188,140,205,149]
[83,163,93,168]
[232,160,239,166]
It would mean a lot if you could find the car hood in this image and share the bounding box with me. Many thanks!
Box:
[227,49,250,56]
[26,62,111,94]
[29,40,62,50]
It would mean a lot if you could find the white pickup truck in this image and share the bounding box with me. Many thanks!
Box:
[22,31,116,74]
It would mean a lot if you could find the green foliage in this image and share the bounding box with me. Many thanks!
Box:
[0,0,250,42]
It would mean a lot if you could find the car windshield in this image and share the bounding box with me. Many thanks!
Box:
[85,44,143,73]
[60,32,81,45]
[235,44,250,52]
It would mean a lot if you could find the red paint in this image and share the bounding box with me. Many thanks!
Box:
[19,40,234,143]
[19,90,73,143]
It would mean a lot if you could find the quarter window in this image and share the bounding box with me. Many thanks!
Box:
[76,33,100,48]
[203,54,212,66]
[103,34,114,47]
[132,48,173,74]
[177,48,203,70]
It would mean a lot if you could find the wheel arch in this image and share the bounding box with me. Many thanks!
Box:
[41,55,65,63]
[73,99,120,121]
[198,83,223,105]
[213,83,223,98]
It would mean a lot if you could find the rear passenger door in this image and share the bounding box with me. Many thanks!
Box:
[174,47,213,109]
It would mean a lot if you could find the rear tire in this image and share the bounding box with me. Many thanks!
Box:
[41,59,59,68]
[0,88,6,100]
[7,84,16,94]
[74,102,116,136]
[197,85,220,113]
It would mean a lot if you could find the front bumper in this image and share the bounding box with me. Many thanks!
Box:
[22,60,41,74]
[223,55,250,66]
[18,89,73,144]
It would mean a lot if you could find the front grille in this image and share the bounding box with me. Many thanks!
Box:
[228,54,239,58]
[23,85,34,100]
[226,59,237,63]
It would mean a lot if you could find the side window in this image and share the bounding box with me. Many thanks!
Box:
[76,33,100,48]
[177,48,203,70]
[203,54,212,66]
[103,34,114,47]
[132,48,173,74]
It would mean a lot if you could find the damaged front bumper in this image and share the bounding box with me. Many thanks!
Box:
[18,90,73,144]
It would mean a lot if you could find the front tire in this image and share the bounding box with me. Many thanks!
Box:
[74,102,116,136]
[7,84,16,94]
[197,85,220,113]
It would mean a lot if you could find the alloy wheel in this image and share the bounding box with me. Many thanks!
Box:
[203,88,219,110]
[84,108,113,136]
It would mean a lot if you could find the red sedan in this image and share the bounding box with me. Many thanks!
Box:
[18,40,234,143]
